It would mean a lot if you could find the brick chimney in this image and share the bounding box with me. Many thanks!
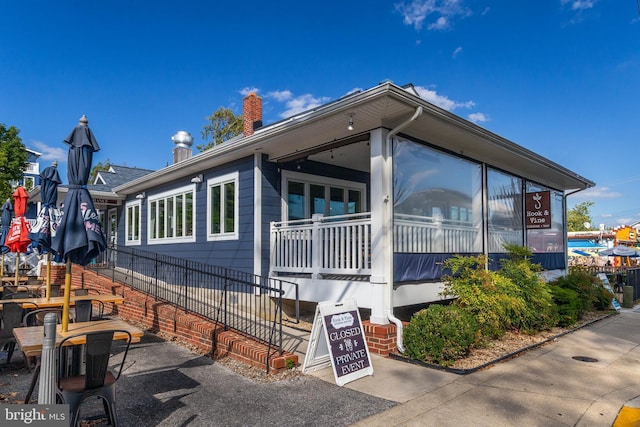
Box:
[243,92,262,136]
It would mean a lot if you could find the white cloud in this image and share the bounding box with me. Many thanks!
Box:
[615,217,634,225]
[266,90,293,102]
[428,16,449,30]
[239,87,260,96]
[395,0,471,31]
[412,85,475,111]
[574,186,622,199]
[267,92,331,118]
[452,46,462,58]
[468,112,488,123]
[29,140,67,163]
[561,0,595,11]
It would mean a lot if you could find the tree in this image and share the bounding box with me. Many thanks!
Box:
[198,107,243,151]
[89,158,112,184]
[0,124,29,202]
[567,201,594,232]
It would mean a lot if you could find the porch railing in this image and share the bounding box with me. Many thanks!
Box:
[270,213,512,277]
[270,213,372,277]
[87,245,299,372]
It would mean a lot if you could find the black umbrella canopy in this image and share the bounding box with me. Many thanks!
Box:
[0,200,12,254]
[51,115,107,266]
[29,162,62,253]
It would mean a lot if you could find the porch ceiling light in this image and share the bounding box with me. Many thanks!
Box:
[347,113,355,131]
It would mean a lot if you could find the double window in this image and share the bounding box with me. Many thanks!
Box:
[148,185,195,244]
[207,172,238,240]
[283,171,365,220]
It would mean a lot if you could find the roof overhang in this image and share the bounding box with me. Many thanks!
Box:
[28,186,124,206]
[114,82,594,195]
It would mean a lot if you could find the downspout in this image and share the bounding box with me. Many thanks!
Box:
[385,106,423,353]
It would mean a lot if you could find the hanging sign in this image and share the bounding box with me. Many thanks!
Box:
[302,299,373,386]
[525,191,551,229]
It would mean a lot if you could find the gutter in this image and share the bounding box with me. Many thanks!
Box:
[384,106,423,353]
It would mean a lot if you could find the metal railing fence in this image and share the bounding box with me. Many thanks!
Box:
[87,245,299,372]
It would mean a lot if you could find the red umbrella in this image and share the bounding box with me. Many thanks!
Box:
[5,186,32,285]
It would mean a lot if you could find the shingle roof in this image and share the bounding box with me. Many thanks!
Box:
[93,165,155,190]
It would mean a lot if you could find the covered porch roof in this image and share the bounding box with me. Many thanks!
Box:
[115,81,594,195]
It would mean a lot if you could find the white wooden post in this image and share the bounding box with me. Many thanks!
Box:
[311,214,323,279]
[369,128,389,324]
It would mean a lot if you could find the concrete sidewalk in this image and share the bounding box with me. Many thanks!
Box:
[305,306,640,426]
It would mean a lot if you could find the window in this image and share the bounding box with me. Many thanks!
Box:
[207,172,238,240]
[125,200,141,245]
[392,138,483,254]
[282,171,366,220]
[487,168,524,252]
[148,185,195,244]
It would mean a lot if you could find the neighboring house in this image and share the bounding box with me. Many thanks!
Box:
[22,148,42,191]
[28,164,154,252]
[112,81,594,326]
[22,148,43,219]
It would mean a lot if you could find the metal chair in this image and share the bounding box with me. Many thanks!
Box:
[36,283,62,298]
[73,299,105,323]
[0,302,23,364]
[3,290,39,300]
[23,308,64,327]
[1,285,32,299]
[56,330,132,427]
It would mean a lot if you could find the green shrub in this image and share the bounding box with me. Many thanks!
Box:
[497,244,557,332]
[549,286,581,326]
[550,266,614,315]
[404,304,479,366]
[442,255,524,339]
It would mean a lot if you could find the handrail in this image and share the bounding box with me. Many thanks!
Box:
[87,245,299,372]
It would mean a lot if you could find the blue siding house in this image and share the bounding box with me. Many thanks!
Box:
[112,81,594,327]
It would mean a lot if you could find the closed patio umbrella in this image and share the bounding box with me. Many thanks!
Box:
[29,161,62,299]
[51,115,107,331]
[5,186,31,286]
[0,199,12,276]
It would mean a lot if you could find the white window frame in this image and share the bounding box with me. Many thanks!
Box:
[125,200,141,246]
[147,184,196,245]
[207,172,239,241]
[281,170,367,220]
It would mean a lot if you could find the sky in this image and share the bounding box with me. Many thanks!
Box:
[1,1,639,229]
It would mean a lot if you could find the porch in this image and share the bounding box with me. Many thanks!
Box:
[269,212,518,277]
[269,212,516,306]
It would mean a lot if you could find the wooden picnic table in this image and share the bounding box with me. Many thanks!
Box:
[13,318,143,358]
[13,317,143,403]
[0,294,124,309]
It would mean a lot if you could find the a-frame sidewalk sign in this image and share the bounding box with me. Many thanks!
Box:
[302,299,373,386]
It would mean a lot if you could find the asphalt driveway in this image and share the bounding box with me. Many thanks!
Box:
[1,332,396,427]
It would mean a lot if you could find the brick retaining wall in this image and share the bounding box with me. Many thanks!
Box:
[54,265,298,374]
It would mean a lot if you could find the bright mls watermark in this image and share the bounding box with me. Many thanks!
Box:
[1,405,69,426]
